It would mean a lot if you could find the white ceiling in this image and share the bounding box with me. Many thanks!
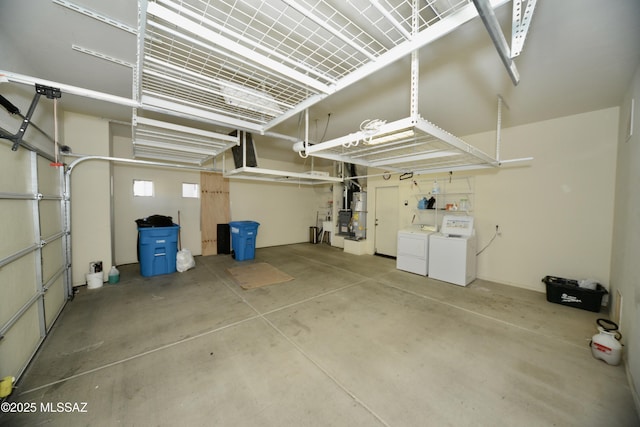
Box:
[1,0,639,160]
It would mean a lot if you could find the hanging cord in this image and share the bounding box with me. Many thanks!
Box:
[296,110,304,142]
[50,98,63,167]
[476,225,499,256]
[319,113,331,143]
[297,112,330,158]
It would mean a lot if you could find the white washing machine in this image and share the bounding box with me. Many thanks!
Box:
[428,215,477,286]
[396,225,435,276]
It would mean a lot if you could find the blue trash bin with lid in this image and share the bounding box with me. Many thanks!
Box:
[138,225,180,276]
[229,221,260,261]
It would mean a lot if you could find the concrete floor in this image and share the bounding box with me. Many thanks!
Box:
[1,243,638,426]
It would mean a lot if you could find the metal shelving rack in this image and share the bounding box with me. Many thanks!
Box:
[412,175,475,230]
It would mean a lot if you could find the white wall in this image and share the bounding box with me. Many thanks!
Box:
[65,112,111,285]
[228,156,333,248]
[610,63,640,411]
[112,133,202,265]
[229,179,332,248]
[471,107,618,291]
[364,107,618,293]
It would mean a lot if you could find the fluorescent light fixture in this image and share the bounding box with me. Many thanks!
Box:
[366,129,415,145]
[369,150,460,167]
[221,81,283,116]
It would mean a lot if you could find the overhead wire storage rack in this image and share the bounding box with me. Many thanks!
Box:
[132,116,239,165]
[133,0,527,174]
[140,0,495,130]
[297,116,500,174]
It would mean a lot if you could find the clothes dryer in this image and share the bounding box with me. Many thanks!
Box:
[396,226,434,276]
[428,216,476,286]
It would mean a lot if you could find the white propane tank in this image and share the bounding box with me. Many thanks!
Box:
[590,318,622,366]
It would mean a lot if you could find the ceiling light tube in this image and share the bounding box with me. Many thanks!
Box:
[366,129,415,145]
[369,150,460,167]
[348,141,427,159]
[145,56,294,112]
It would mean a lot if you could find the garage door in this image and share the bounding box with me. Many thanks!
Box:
[0,148,70,381]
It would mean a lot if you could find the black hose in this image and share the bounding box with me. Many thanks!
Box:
[596,318,622,341]
[596,318,618,331]
[0,94,20,115]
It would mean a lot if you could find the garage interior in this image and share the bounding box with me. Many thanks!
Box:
[1,0,639,425]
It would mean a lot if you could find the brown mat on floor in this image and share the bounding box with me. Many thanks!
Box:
[227,262,294,290]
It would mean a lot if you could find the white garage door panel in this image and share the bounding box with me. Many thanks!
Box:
[0,148,31,193]
[39,200,62,238]
[37,156,61,194]
[0,148,69,381]
[44,276,66,328]
[0,304,41,381]
[0,253,37,327]
[42,240,64,283]
[0,200,35,258]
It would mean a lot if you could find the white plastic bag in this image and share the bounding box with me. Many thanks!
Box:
[578,278,598,290]
[176,248,195,272]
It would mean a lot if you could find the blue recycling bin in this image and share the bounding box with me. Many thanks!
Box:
[229,221,260,261]
[138,225,180,276]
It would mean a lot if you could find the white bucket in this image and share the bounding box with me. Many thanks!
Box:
[86,272,104,289]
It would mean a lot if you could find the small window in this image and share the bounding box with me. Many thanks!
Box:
[182,183,199,198]
[133,180,154,197]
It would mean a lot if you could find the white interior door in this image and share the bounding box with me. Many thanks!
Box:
[375,186,399,257]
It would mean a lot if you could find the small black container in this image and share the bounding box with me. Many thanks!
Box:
[542,275,608,312]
